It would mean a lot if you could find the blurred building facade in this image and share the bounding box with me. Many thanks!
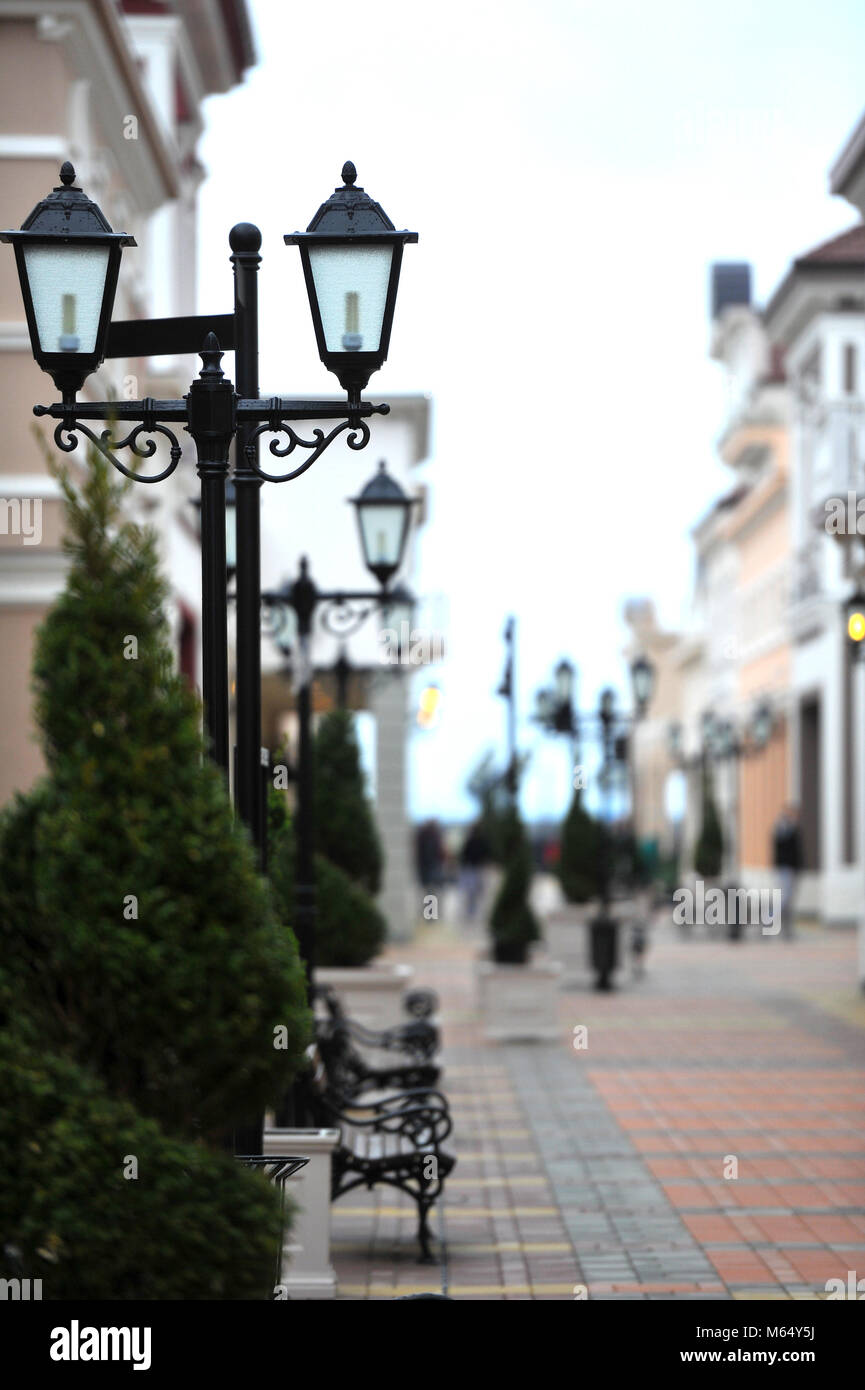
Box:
[0,0,254,804]
[831,108,865,981]
[630,129,865,978]
[763,224,865,924]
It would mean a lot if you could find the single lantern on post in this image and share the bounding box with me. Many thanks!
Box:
[350,460,414,589]
[285,162,418,405]
[0,162,135,398]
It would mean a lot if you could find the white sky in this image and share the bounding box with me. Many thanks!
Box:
[198,0,865,823]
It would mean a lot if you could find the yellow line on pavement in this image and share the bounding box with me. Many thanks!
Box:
[336,1205,562,1218]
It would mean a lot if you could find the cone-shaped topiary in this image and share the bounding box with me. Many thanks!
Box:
[489,805,541,964]
[0,1032,286,1300]
[313,709,383,893]
[694,764,724,879]
[558,789,605,903]
[268,787,385,968]
[0,451,311,1142]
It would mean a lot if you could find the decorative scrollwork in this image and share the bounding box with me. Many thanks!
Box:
[47,417,182,484]
[319,598,375,638]
[261,600,294,648]
[244,417,371,483]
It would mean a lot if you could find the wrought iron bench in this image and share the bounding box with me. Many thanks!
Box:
[315,983,440,1064]
[301,1048,455,1261]
[315,1008,441,1099]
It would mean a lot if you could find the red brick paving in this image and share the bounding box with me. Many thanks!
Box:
[330,911,865,1299]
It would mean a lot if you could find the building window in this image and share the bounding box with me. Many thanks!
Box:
[843,343,857,395]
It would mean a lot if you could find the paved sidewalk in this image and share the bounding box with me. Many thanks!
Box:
[331,911,865,1300]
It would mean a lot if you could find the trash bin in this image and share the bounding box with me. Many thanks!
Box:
[589,916,619,991]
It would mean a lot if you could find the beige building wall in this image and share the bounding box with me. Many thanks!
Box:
[0,2,252,808]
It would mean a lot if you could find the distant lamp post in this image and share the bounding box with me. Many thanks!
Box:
[534,656,579,769]
[750,701,774,750]
[555,658,574,706]
[285,162,418,404]
[0,162,135,398]
[630,654,656,719]
[350,460,414,588]
[701,709,718,758]
[668,721,683,762]
[497,617,517,797]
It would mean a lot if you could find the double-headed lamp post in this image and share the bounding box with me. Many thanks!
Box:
[3,160,417,1155]
[2,160,416,848]
[628,653,656,867]
[533,656,580,787]
[496,617,518,799]
[261,461,415,978]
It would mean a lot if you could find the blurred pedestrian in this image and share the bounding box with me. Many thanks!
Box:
[459,820,491,920]
[416,818,444,895]
[771,803,802,939]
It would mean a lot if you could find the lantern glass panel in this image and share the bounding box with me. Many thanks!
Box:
[555,662,573,703]
[359,502,407,571]
[23,243,110,355]
[308,245,394,353]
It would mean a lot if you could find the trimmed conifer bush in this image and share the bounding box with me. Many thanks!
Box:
[558,789,605,903]
[313,710,383,894]
[0,455,312,1140]
[0,1033,285,1300]
[694,766,724,879]
[0,450,311,1298]
[489,806,541,964]
[268,788,385,968]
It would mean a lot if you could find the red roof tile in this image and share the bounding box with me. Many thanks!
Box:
[796,224,865,266]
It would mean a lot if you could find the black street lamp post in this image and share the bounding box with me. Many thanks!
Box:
[628,652,656,874]
[534,657,580,771]
[3,161,417,1152]
[261,463,415,979]
[2,161,415,825]
[497,617,517,798]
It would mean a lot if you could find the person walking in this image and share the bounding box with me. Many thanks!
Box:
[772,803,802,939]
[459,820,491,921]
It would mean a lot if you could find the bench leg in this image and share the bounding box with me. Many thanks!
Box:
[416,1196,436,1263]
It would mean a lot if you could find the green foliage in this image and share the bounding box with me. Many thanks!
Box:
[0,449,312,1297]
[315,856,388,967]
[268,788,385,968]
[0,454,311,1139]
[558,789,605,902]
[489,806,541,964]
[694,766,724,879]
[313,710,383,893]
[0,1034,284,1300]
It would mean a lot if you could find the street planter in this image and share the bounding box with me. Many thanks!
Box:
[263,1127,340,1300]
[543,904,592,981]
[476,957,563,1041]
[315,961,414,1030]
